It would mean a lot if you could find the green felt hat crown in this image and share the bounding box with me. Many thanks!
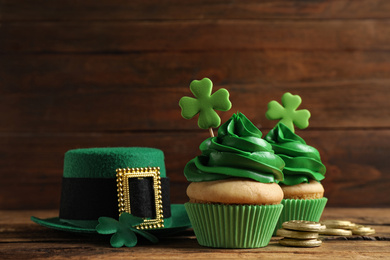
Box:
[63,147,167,178]
[31,147,191,242]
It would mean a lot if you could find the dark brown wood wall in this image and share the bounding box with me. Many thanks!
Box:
[0,0,389,209]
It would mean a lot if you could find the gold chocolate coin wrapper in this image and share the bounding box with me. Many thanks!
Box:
[319,228,352,236]
[276,228,318,239]
[282,220,325,232]
[352,225,376,235]
[279,238,322,248]
[320,220,376,236]
[320,220,356,230]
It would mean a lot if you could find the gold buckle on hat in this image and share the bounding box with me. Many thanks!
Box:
[116,167,164,229]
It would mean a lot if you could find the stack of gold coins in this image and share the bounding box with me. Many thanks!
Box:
[277,220,325,247]
[320,220,375,236]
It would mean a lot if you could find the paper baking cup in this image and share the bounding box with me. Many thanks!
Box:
[273,197,328,235]
[185,203,283,248]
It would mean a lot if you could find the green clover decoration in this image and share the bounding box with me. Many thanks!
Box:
[179,78,232,130]
[96,213,158,248]
[265,92,311,133]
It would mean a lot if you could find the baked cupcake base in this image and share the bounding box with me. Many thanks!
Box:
[185,202,283,248]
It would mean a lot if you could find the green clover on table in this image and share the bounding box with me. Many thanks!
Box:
[96,213,158,248]
[265,92,311,133]
[179,78,232,130]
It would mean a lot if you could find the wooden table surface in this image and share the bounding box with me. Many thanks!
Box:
[1,208,389,259]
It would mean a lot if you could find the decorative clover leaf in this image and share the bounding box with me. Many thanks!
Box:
[265,92,311,133]
[179,78,232,130]
[96,213,158,248]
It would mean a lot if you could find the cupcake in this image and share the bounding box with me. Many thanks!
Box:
[184,113,285,248]
[264,93,327,234]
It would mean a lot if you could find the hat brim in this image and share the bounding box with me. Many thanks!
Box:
[31,204,191,236]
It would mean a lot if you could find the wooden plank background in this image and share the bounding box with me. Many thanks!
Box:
[0,0,389,209]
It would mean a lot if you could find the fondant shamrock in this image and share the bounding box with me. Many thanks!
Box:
[96,213,158,248]
[265,92,311,133]
[179,78,232,130]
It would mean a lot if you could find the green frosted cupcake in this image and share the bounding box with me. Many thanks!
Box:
[264,92,328,235]
[265,123,327,235]
[184,113,285,248]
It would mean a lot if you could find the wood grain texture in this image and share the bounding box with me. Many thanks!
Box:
[0,0,389,209]
[0,130,389,209]
[3,52,390,91]
[1,0,390,21]
[1,54,389,133]
[0,209,389,259]
[2,20,390,53]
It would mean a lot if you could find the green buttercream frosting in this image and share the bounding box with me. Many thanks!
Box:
[265,123,326,185]
[184,113,285,183]
[63,147,166,178]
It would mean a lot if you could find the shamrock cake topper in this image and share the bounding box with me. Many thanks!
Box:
[179,78,232,137]
[265,92,311,132]
[96,213,158,248]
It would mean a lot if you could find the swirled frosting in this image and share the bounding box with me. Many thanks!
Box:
[265,123,326,185]
[184,113,285,183]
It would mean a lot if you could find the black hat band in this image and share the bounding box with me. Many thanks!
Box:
[59,177,171,220]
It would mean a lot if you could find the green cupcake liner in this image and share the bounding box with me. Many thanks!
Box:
[185,202,283,248]
[273,197,328,235]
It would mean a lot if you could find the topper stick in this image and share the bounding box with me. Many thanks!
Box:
[209,127,214,137]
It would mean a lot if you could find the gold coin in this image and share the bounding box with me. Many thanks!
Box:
[319,224,326,231]
[352,225,373,231]
[320,220,356,229]
[352,225,375,235]
[321,220,351,225]
[276,228,319,239]
[279,238,322,248]
[352,229,375,235]
[319,228,352,236]
[282,220,324,232]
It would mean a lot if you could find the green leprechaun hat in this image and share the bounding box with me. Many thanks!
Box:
[31,147,191,247]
